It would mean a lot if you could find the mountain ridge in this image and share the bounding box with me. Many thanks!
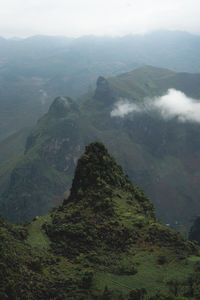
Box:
[2,30,200,141]
[2,66,200,228]
[1,141,199,299]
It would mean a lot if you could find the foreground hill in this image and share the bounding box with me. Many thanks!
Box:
[1,142,200,300]
[2,66,200,229]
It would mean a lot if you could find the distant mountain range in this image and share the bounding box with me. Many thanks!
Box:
[1,30,200,140]
[1,65,200,231]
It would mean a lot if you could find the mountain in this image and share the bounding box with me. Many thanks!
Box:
[0,96,86,222]
[0,127,30,194]
[1,142,200,300]
[1,30,200,140]
[2,65,200,229]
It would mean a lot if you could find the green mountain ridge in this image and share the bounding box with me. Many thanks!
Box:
[1,142,200,300]
[2,30,200,141]
[2,66,200,228]
[0,127,30,195]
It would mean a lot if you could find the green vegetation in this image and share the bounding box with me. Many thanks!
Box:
[26,214,51,250]
[0,142,200,299]
[189,217,200,245]
[0,127,30,197]
[2,65,200,228]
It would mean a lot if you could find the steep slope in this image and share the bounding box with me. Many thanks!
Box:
[0,96,88,222]
[2,66,200,228]
[0,217,48,299]
[1,142,200,300]
[46,142,155,258]
[81,67,200,227]
[0,127,30,196]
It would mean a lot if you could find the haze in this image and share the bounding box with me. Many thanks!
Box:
[0,0,200,38]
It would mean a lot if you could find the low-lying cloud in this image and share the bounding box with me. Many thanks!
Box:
[153,89,200,122]
[110,99,141,117]
[39,89,48,105]
[111,89,200,123]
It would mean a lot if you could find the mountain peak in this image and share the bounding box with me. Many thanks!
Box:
[69,142,131,199]
[48,96,78,117]
[64,142,155,221]
[96,76,108,87]
[49,142,196,267]
[94,76,115,104]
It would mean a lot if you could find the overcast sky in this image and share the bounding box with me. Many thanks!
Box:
[0,0,199,38]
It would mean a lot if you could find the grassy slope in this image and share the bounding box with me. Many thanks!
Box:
[26,214,51,250]
[3,204,199,299]
[1,142,200,299]
[93,251,197,297]
[108,65,200,99]
[26,219,198,298]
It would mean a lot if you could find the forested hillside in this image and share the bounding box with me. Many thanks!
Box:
[1,66,200,230]
[1,142,200,300]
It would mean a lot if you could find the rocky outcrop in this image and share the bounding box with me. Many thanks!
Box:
[94,76,116,104]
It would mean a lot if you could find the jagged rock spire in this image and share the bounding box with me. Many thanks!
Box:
[48,96,78,117]
[69,142,131,199]
[94,76,116,104]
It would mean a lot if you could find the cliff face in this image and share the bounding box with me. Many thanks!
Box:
[94,76,115,104]
[1,96,84,223]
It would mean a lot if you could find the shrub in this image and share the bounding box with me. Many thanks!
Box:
[157,255,167,265]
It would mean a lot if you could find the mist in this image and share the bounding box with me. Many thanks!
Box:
[39,89,48,105]
[110,99,141,117]
[111,89,200,123]
[0,0,200,37]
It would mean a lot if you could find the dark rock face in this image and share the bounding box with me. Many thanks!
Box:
[48,96,78,117]
[96,76,108,87]
[43,137,82,173]
[94,76,115,104]
[1,95,82,223]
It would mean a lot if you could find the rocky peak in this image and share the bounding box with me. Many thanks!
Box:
[64,142,155,220]
[96,76,108,88]
[69,142,132,199]
[48,96,78,117]
[94,76,115,104]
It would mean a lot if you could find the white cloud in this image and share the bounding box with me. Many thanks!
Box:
[111,99,141,117]
[153,89,200,122]
[111,89,200,123]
